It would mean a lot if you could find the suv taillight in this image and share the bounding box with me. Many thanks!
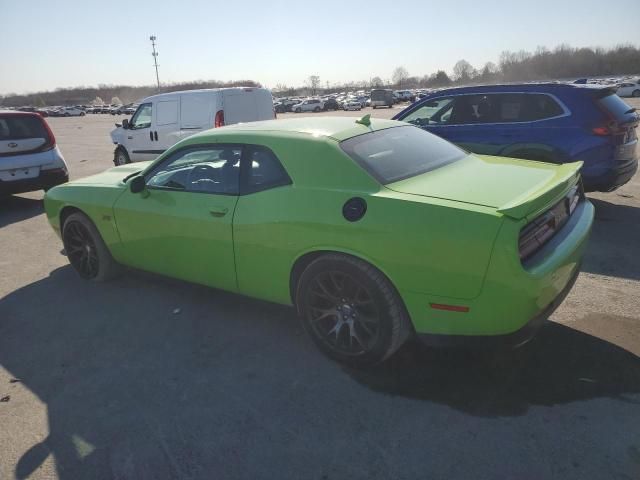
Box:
[214,110,225,128]
[39,117,56,151]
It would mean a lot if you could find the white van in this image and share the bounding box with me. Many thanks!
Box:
[110,87,275,164]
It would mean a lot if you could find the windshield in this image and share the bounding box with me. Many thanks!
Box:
[340,126,466,184]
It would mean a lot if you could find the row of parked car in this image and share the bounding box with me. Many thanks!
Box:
[7,104,139,118]
[274,89,427,113]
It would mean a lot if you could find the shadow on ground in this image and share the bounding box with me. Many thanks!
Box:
[1,267,639,479]
[582,197,640,280]
[0,195,44,228]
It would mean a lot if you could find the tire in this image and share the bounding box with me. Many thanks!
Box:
[372,106,377,109]
[80,112,86,116]
[64,113,70,117]
[62,212,120,282]
[295,108,301,113]
[114,146,130,166]
[314,107,321,112]
[633,90,640,98]
[295,253,412,366]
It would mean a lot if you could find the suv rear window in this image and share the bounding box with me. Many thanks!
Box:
[597,92,636,121]
[0,115,47,140]
[340,126,466,184]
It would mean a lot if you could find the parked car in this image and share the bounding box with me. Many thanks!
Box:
[394,83,639,192]
[274,99,299,113]
[343,99,362,111]
[323,98,340,111]
[58,107,85,117]
[44,117,593,365]
[110,87,275,165]
[616,80,640,98]
[371,89,394,109]
[0,110,69,195]
[395,90,415,102]
[292,98,324,113]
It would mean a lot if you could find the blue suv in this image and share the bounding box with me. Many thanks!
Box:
[393,84,639,192]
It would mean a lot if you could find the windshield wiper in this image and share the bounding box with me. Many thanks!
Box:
[122,170,142,183]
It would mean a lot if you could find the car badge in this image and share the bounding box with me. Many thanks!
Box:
[8,142,18,148]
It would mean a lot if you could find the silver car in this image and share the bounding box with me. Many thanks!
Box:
[0,111,68,195]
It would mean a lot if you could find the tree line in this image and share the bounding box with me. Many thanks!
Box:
[276,44,640,95]
[0,79,261,108]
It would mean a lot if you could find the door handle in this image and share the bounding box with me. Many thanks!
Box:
[154,131,158,141]
[209,206,228,217]
[149,131,154,141]
[127,136,133,139]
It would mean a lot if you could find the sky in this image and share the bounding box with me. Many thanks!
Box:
[1,0,639,95]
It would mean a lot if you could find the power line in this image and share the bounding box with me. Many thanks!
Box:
[149,35,160,90]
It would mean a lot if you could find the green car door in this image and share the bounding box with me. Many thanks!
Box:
[112,145,241,291]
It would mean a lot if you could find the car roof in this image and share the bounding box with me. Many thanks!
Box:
[193,117,404,142]
[422,82,611,96]
[143,87,268,102]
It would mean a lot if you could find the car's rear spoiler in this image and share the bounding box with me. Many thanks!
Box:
[497,161,583,220]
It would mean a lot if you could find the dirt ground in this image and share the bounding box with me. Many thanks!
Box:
[1,100,639,480]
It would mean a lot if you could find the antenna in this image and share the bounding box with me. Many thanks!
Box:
[149,35,160,90]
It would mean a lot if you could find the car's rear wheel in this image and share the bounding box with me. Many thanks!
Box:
[295,108,301,113]
[314,107,321,112]
[633,89,640,98]
[296,254,412,366]
[114,146,130,166]
[62,212,120,282]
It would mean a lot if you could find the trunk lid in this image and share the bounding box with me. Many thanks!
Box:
[386,154,582,219]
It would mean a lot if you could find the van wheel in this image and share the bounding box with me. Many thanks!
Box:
[114,147,130,166]
[633,90,640,98]
[296,253,412,366]
[295,108,301,113]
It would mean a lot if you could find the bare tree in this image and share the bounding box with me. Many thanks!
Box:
[92,96,104,106]
[111,96,123,105]
[307,75,321,96]
[370,76,384,87]
[392,66,409,88]
[453,59,476,83]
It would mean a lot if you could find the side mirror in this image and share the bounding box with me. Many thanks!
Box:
[130,175,146,194]
[121,118,129,129]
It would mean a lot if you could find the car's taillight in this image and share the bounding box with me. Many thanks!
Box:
[592,126,612,136]
[519,183,582,262]
[214,110,225,128]
[39,117,56,151]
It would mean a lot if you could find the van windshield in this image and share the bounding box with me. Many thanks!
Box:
[340,126,466,184]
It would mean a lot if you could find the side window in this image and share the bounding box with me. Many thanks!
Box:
[146,146,241,194]
[243,146,291,194]
[130,103,152,129]
[448,95,497,125]
[521,94,565,121]
[401,97,454,126]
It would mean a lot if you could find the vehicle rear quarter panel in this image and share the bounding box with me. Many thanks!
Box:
[233,144,503,306]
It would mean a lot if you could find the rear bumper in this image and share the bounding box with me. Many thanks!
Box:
[0,168,68,195]
[417,261,581,348]
[584,157,638,192]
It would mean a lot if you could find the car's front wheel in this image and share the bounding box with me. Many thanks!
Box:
[62,212,120,282]
[633,89,640,98]
[114,146,130,166]
[296,254,412,366]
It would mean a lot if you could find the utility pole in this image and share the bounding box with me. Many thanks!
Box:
[149,35,160,90]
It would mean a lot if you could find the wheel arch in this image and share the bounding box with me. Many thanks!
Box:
[288,248,400,307]
[59,205,85,229]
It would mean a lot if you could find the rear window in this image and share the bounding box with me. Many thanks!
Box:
[597,93,636,121]
[340,126,466,184]
[0,115,47,140]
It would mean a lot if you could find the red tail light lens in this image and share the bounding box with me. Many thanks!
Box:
[592,126,611,136]
[214,110,225,128]
[40,117,56,151]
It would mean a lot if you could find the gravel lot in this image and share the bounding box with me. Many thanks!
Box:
[1,101,640,480]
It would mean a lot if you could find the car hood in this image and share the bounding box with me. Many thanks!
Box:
[70,161,154,187]
[385,154,582,219]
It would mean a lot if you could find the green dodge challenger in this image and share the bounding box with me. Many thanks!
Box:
[44,117,594,365]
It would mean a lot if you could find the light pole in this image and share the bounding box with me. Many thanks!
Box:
[149,35,160,90]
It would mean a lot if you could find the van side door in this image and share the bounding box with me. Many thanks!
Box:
[179,92,214,140]
[152,99,180,154]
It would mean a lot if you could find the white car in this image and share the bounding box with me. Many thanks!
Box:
[291,98,324,113]
[110,87,275,164]
[0,110,69,195]
[59,107,85,117]
[343,99,362,111]
[617,80,640,98]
